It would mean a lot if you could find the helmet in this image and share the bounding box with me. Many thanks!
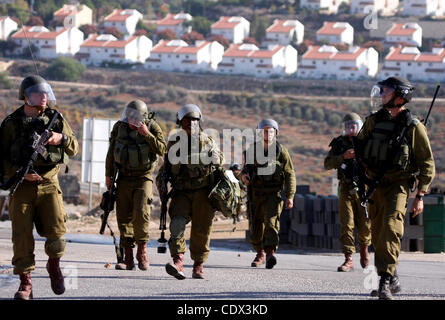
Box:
[343,112,361,123]
[257,119,279,131]
[377,76,415,102]
[120,100,149,127]
[230,163,241,171]
[177,104,202,124]
[19,75,56,106]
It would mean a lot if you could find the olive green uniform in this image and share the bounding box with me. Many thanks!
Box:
[244,142,296,252]
[105,119,166,248]
[358,109,435,276]
[0,106,78,275]
[324,135,371,254]
[156,131,223,263]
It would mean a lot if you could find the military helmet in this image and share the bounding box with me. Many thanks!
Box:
[126,100,148,118]
[19,75,49,100]
[257,119,279,131]
[230,163,241,171]
[343,112,361,123]
[377,76,415,102]
[177,104,202,123]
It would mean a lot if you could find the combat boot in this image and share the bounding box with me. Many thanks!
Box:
[192,261,205,279]
[337,253,354,272]
[359,245,370,269]
[136,242,149,271]
[115,247,136,270]
[14,272,33,300]
[378,273,393,300]
[165,253,186,280]
[251,250,265,267]
[265,246,277,269]
[371,271,401,297]
[46,257,65,295]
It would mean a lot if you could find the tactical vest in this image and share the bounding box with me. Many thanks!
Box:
[113,121,157,173]
[329,135,355,184]
[362,111,416,172]
[249,142,285,191]
[9,107,67,172]
[169,133,217,191]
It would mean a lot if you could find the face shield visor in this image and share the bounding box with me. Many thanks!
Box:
[25,82,56,107]
[370,85,395,109]
[343,120,363,137]
[120,107,146,127]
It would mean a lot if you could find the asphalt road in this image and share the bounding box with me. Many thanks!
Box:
[1,221,445,303]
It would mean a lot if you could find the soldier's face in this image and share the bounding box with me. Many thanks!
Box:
[26,92,47,107]
[181,117,200,136]
[345,122,359,136]
[262,126,276,144]
[381,86,395,105]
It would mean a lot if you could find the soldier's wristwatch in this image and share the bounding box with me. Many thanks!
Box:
[415,194,423,201]
[61,134,68,146]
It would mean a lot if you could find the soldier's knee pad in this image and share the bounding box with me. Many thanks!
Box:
[170,216,187,239]
[45,237,66,257]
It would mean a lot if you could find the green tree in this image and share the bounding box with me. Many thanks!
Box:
[45,57,86,82]
[185,16,212,37]
[0,71,12,89]
[250,13,269,43]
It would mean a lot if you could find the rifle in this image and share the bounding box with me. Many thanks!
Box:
[99,168,123,264]
[359,85,440,214]
[2,110,59,196]
[157,156,171,254]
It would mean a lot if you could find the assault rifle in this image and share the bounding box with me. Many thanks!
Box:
[99,168,123,264]
[1,110,59,196]
[157,156,171,254]
[359,84,440,215]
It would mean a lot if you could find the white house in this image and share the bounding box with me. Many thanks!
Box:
[403,0,445,16]
[316,22,354,46]
[11,26,84,59]
[350,0,399,16]
[217,43,298,78]
[0,16,18,40]
[298,45,379,80]
[104,9,143,36]
[155,13,192,37]
[144,39,224,73]
[76,34,151,66]
[263,19,304,46]
[210,16,250,44]
[52,3,93,28]
[300,0,350,14]
[379,46,445,82]
[384,22,422,48]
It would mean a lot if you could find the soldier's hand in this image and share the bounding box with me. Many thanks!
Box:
[45,132,63,145]
[343,148,355,160]
[285,198,293,209]
[24,173,41,182]
[106,176,112,190]
[241,174,250,186]
[410,197,424,218]
[137,123,149,137]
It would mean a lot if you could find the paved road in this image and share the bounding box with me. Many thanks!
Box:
[1,222,445,303]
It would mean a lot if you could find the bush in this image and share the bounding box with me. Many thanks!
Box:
[45,57,86,82]
[0,72,12,89]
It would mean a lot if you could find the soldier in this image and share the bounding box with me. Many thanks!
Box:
[105,100,166,271]
[357,77,435,300]
[241,119,296,269]
[156,104,223,280]
[324,113,371,272]
[0,75,78,300]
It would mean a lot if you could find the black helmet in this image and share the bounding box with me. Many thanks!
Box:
[19,75,48,100]
[377,76,415,103]
[230,163,241,171]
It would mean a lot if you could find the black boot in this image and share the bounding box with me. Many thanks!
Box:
[378,273,393,300]
[390,270,401,294]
